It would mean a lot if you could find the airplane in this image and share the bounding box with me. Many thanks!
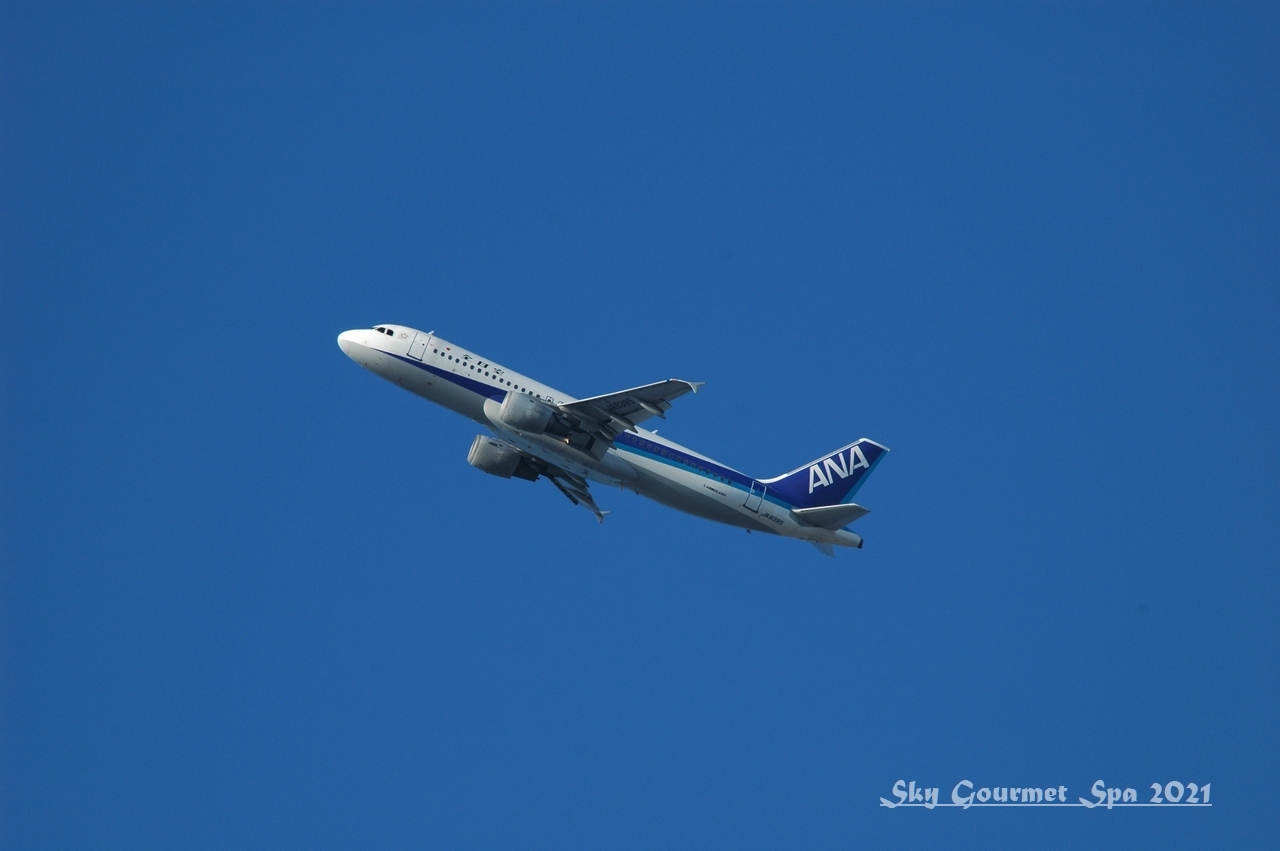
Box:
[337,324,888,555]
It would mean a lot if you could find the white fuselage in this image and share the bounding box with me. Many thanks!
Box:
[338,325,864,548]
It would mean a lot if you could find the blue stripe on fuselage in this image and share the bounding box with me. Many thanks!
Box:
[612,434,797,511]
[613,432,747,489]
[386,350,508,399]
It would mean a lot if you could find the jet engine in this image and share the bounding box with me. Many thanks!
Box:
[467,435,540,481]
[496,391,571,437]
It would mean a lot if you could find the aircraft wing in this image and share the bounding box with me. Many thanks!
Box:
[558,379,703,441]
[544,467,608,522]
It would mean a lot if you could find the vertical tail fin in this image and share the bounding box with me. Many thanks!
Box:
[761,438,888,509]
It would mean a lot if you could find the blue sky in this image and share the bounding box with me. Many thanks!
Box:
[2,3,1277,848]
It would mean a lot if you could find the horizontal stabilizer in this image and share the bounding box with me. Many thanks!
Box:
[790,503,870,529]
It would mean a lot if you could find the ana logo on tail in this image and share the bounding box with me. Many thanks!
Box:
[809,445,870,493]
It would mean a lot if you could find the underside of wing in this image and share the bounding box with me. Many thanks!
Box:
[544,467,608,522]
[558,379,703,442]
[467,433,608,522]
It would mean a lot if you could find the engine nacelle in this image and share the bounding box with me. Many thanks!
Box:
[494,390,572,438]
[466,435,540,481]
[496,391,554,434]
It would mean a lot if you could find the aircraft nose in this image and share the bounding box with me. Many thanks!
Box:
[337,329,364,359]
